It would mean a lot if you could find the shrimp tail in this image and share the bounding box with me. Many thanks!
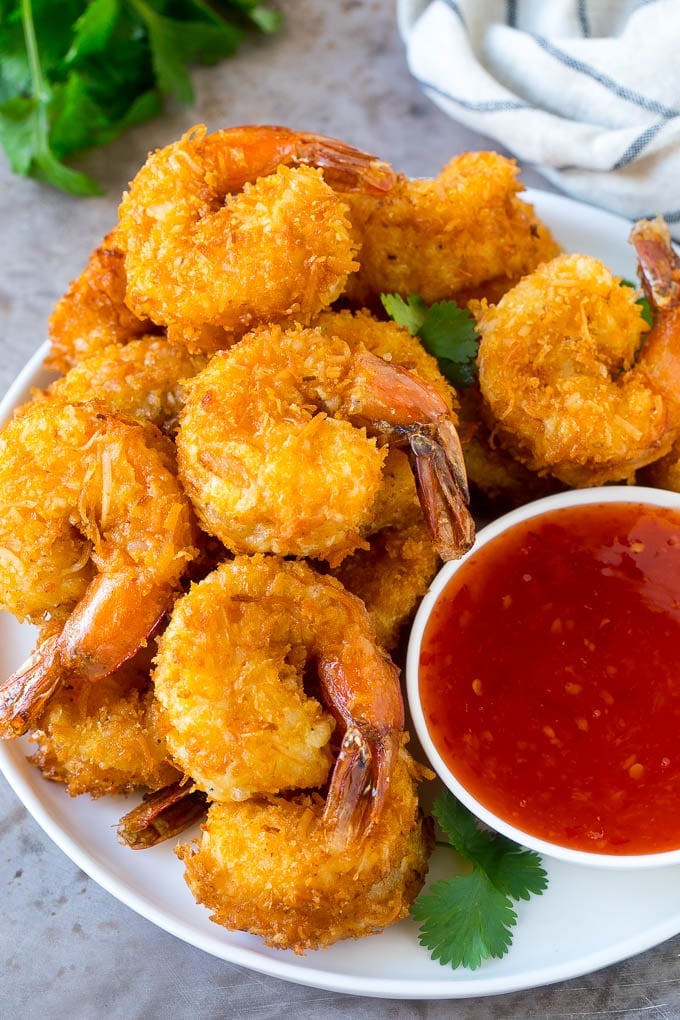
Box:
[0,635,61,738]
[290,131,398,195]
[408,419,475,561]
[341,350,475,560]
[0,577,172,738]
[322,726,372,850]
[117,781,208,849]
[322,728,402,851]
[630,217,680,310]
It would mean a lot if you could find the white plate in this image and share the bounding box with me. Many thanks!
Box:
[2,192,680,1000]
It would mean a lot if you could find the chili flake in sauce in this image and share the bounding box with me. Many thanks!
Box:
[419,501,680,855]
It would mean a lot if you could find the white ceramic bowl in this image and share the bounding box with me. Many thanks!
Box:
[407,485,680,869]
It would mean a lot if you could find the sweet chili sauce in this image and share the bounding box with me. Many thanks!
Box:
[419,501,680,855]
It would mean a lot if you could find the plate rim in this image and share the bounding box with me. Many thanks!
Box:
[2,190,680,1000]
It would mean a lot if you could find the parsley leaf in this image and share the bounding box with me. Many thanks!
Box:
[381,292,480,389]
[411,791,548,970]
[0,0,282,194]
[620,278,653,328]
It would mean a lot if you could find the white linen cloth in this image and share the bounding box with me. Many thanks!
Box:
[399,0,680,238]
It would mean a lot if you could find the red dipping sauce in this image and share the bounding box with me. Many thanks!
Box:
[418,499,680,856]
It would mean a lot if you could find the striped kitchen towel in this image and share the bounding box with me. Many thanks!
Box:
[399,0,680,238]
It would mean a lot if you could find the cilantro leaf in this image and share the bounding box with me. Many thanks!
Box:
[0,0,282,194]
[381,292,429,336]
[412,870,516,970]
[620,278,653,328]
[412,791,548,970]
[381,292,480,389]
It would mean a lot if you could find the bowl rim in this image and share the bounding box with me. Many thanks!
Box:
[406,483,680,870]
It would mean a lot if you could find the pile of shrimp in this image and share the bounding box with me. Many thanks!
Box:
[8,121,673,955]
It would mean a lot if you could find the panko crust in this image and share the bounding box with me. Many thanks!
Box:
[176,326,387,564]
[29,669,178,798]
[456,386,561,509]
[476,253,670,486]
[118,127,359,332]
[177,750,433,953]
[152,556,337,802]
[45,337,208,432]
[332,450,439,650]
[46,229,158,374]
[0,397,197,623]
[315,307,458,415]
[343,151,560,306]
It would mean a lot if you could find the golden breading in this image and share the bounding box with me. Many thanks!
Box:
[29,658,178,798]
[152,554,405,853]
[0,398,198,737]
[44,336,208,433]
[476,252,669,486]
[343,151,560,306]
[46,229,158,374]
[177,749,433,954]
[333,450,439,651]
[116,126,375,334]
[177,316,472,566]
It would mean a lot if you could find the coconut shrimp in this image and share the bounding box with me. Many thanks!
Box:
[0,399,198,737]
[456,386,562,509]
[314,307,459,409]
[152,555,405,848]
[475,234,680,487]
[177,320,473,566]
[46,229,160,374]
[342,151,560,308]
[117,124,396,336]
[29,639,179,798]
[332,449,439,651]
[43,336,208,433]
[632,218,680,491]
[177,748,432,953]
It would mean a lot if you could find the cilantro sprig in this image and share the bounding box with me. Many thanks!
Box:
[381,292,480,389]
[0,0,282,195]
[412,792,548,970]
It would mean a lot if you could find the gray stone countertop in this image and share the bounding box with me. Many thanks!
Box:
[2,2,680,1017]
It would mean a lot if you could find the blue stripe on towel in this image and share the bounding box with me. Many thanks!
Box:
[532,35,680,117]
[578,0,590,36]
[612,120,667,169]
[418,76,530,113]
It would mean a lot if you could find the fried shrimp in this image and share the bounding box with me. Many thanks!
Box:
[177,321,473,566]
[456,386,561,509]
[152,555,405,848]
[476,244,677,486]
[44,336,208,432]
[332,450,439,651]
[314,308,458,410]
[342,151,560,308]
[0,399,198,737]
[46,229,159,373]
[117,124,396,336]
[29,644,178,798]
[176,749,432,953]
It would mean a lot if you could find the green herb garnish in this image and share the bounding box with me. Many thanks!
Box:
[620,278,653,327]
[411,792,548,970]
[0,0,282,195]
[381,292,480,388]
